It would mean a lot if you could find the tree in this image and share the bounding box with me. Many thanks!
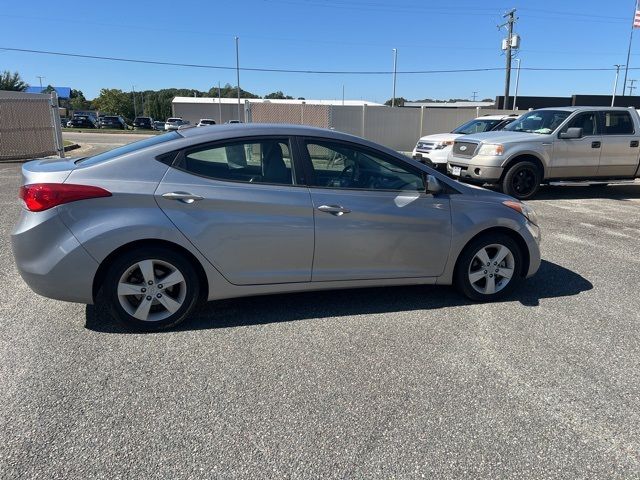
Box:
[207,83,258,99]
[0,70,27,91]
[92,88,135,121]
[69,89,91,110]
[384,97,407,107]
[264,91,293,100]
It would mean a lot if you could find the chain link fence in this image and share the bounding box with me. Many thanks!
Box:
[0,91,64,161]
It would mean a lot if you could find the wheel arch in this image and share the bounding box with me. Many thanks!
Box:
[501,153,546,181]
[453,226,530,280]
[92,239,209,302]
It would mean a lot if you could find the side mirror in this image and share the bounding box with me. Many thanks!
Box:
[426,174,443,195]
[559,127,583,139]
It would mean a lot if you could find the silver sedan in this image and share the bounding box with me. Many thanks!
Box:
[12,124,541,330]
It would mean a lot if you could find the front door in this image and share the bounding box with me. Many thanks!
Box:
[552,111,601,178]
[299,138,452,282]
[156,137,314,285]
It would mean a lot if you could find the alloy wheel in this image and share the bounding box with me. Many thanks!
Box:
[117,259,187,322]
[467,244,515,295]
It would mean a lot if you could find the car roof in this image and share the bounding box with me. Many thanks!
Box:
[533,106,636,112]
[176,123,402,156]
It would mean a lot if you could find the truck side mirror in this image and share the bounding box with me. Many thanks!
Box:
[426,174,443,195]
[559,127,583,139]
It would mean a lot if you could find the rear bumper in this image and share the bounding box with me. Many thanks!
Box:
[11,209,98,304]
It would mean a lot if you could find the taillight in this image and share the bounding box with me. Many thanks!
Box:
[19,183,111,212]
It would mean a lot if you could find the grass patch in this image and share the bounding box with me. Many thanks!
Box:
[63,140,74,147]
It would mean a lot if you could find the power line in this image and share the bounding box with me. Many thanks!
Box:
[0,46,636,75]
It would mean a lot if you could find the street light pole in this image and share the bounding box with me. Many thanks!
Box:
[391,48,398,107]
[235,36,241,121]
[612,64,625,106]
[218,81,223,124]
[513,58,521,111]
[36,75,45,89]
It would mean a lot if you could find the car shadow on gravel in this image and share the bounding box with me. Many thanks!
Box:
[85,260,592,334]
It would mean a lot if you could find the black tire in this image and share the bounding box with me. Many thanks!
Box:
[100,247,201,331]
[454,233,523,302]
[501,161,542,200]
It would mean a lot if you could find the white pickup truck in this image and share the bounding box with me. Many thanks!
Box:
[411,114,518,172]
[447,106,640,199]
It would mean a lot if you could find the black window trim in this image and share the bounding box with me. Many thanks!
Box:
[159,135,306,188]
[295,135,431,194]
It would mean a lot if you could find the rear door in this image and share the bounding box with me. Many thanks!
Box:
[299,138,451,282]
[597,110,639,177]
[552,111,601,178]
[155,137,314,285]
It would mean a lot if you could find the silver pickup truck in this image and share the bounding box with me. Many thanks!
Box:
[447,106,640,199]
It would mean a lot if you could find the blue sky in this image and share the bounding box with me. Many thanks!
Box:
[2,0,640,102]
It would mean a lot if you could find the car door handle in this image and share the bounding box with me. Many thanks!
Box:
[591,141,601,148]
[317,205,351,216]
[161,191,204,204]
[631,140,639,148]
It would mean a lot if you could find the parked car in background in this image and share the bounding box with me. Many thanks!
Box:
[412,114,519,171]
[100,115,127,130]
[448,106,640,199]
[12,124,540,331]
[68,114,98,129]
[225,120,243,124]
[59,117,69,128]
[153,120,165,131]
[133,117,154,130]
[165,117,190,130]
[197,118,217,127]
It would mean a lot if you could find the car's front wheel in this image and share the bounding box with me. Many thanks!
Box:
[454,234,523,301]
[501,161,541,199]
[101,247,200,331]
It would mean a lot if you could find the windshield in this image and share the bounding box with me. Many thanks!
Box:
[505,110,570,134]
[76,132,180,166]
[167,118,181,122]
[452,119,503,134]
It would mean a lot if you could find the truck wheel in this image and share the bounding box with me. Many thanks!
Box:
[502,161,541,200]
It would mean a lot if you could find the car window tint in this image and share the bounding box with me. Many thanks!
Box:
[305,141,424,191]
[603,111,634,135]
[178,139,293,185]
[562,112,598,136]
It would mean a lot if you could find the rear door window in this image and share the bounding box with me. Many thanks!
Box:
[175,138,295,185]
[602,111,634,135]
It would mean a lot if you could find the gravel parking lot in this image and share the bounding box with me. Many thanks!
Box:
[1,158,640,478]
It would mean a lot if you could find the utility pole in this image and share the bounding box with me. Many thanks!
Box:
[471,91,478,101]
[391,48,398,107]
[36,75,45,89]
[132,85,138,118]
[500,9,517,110]
[628,78,637,96]
[235,36,241,121]
[612,64,625,106]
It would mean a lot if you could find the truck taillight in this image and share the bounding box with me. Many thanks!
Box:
[19,183,111,212]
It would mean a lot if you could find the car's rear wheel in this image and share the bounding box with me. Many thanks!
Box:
[501,161,541,199]
[454,234,523,301]
[101,247,200,331]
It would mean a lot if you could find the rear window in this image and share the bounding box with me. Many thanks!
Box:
[76,132,180,166]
